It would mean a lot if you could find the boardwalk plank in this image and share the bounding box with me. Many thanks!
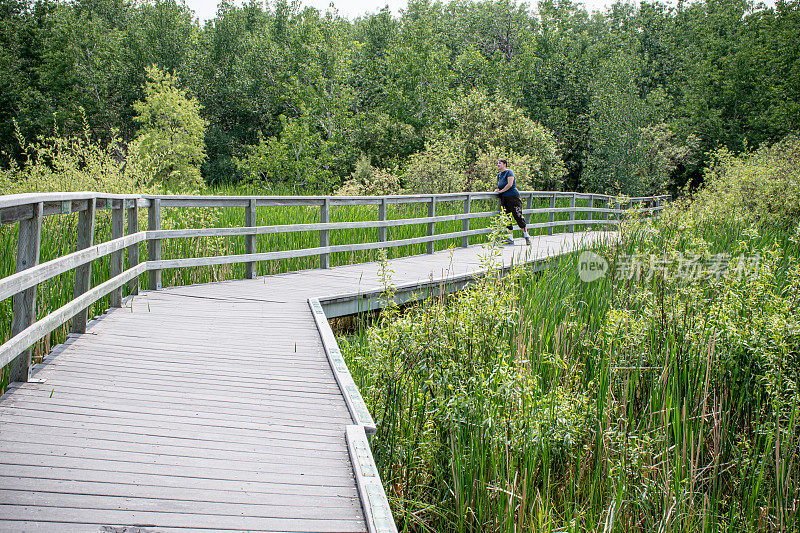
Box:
[36,358,339,384]
[0,443,354,478]
[14,376,347,404]
[0,479,359,508]
[43,341,334,369]
[3,394,352,427]
[0,452,356,487]
[25,368,345,395]
[0,506,367,532]
[40,349,336,374]
[7,387,351,421]
[6,381,348,412]
[0,431,348,465]
[0,406,350,440]
[0,467,358,498]
[0,413,350,450]
[0,425,347,461]
[0,490,362,520]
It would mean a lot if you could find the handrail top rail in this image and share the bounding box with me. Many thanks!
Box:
[0,191,142,209]
[1,190,672,211]
[140,191,671,202]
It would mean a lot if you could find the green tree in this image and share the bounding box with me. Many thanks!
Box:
[235,114,333,191]
[385,0,454,131]
[517,0,599,189]
[583,52,666,195]
[442,89,566,189]
[131,65,207,189]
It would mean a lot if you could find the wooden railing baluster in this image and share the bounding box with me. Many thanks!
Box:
[378,198,387,246]
[525,193,533,227]
[8,201,43,382]
[127,199,140,295]
[245,198,257,279]
[320,198,330,269]
[462,194,471,248]
[427,196,436,254]
[569,193,576,233]
[71,198,96,334]
[109,200,124,307]
[148,198,161,290]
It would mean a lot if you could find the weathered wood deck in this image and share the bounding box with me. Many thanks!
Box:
[0,232,612,532]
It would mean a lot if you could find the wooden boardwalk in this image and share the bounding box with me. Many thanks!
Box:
[0,232,611,532]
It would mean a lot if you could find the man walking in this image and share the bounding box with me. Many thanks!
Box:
[494,159,531,245]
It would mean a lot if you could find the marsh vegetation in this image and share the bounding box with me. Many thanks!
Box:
[341,141,800,531]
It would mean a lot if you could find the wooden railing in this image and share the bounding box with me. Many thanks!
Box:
[0,191,669,384]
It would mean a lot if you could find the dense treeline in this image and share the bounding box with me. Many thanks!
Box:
[1,0,799,195]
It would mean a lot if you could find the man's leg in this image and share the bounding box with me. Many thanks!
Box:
[499,197,516,244]
[509,196,531,244]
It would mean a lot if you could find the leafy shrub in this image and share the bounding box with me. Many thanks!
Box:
[0,115,145,194]
[444,89,566,190]
[696,135,800,228]
[336,154,403,196]
[402,133,467,193]
[468,149,534,192]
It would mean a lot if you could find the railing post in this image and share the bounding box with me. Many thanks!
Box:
[245,198,257,279]
[320,198,330,269]
[569,193,576,233]
[9,202,43,383]
[109,199,124,307]
[148,198,161,291]
[378,198,387,246]
[587,194,594,227]
[127,199,140,295]
[427,196,436,255]
[655,197,661,219]
[548,193,555,235]
[524,193,533,227]
[72,198,96,334]
[462,194,471,248]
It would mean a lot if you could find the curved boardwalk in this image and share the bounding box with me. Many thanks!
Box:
[0,232,610,532]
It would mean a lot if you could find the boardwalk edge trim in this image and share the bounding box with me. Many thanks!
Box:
[309,296,397,531]
[347,424,398,533]
[308,297,377,434]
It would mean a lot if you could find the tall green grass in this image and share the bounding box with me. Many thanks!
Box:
[340,206,800,532]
